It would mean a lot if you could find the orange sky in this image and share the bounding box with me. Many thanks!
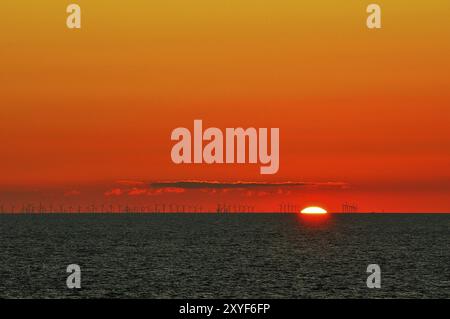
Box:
[0,1,449,212]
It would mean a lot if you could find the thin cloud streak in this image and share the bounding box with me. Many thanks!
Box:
[148,180,348,189]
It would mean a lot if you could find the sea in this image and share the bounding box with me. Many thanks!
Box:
[0,213,448,298]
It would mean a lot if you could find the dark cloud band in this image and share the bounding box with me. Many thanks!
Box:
[149,181,347,189]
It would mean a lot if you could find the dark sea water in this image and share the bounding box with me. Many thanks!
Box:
[0,213,448,298]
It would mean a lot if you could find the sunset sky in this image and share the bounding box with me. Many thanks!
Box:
[1,1,449,212]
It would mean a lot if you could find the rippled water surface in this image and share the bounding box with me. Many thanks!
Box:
[0,213,449,298]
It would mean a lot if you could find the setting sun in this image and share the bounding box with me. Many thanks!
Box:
[300,207,328,215]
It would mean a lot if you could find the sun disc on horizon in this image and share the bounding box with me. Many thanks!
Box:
[300,206,328,215]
